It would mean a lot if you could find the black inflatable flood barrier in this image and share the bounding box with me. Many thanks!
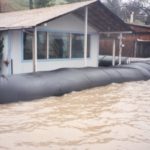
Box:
[99,55,129,67]
[0,62,150,104]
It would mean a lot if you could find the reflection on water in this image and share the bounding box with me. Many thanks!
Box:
[0,81,150,150]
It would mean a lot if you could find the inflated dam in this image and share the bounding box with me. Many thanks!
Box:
[0,62,150,104]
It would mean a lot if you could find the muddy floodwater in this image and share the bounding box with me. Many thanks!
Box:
[0,81,150,150]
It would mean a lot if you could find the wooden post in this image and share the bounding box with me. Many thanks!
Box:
[29,0,33,9]
[84,6,88,66]
[112,39,116,66]
[33,27,37,72]
[69,33,72,59]
[47,32,49,59]
[119,33,123,65]
[134,41,137,58]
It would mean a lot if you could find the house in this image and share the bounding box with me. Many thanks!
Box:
[100,23,150,59]
[0,0,130,75]
[128,24,150,58]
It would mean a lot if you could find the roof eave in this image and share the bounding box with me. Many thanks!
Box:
[0,26,34,31]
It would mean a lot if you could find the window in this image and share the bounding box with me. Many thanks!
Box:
[72,34,90,58]
[72,34,84,58]
[37,31,47,59]
[23,32,33,60]
[49,32,70,58]
[137,42,150,58]
[23,31,91,60]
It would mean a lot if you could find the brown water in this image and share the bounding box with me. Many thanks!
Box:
[0,81,150,150]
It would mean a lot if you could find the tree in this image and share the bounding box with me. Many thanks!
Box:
[0,0,2,12]
[34,0,56,8]
[121,0,150,24]
[29,0,33,9]
[103,0,122,18]
[103,0,150,24]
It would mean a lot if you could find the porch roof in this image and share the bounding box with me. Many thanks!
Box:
[128,23,150,33]
[0,0,130,32]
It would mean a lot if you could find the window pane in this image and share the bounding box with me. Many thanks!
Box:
[72,34,84,58]
[37,31,47,59]
[23,32,33,60]
[72,34,90,58]
[49,32,70,58]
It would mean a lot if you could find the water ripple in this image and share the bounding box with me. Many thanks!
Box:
[0,80,150,150]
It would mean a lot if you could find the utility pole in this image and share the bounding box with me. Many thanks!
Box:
[29,0,33,9]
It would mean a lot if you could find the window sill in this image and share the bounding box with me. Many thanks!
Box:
[21,57,91,63]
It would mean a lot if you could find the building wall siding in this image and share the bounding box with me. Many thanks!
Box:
[39,14,96,33]
[100,33,150,58]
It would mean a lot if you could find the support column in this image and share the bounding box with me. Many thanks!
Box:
[119,33,123,65]
[47,32,49,59]
[33,27,37,72]
[134,41,137,58]
[112,39,116,66]
[84,6,88,66]
[69,33,72,59]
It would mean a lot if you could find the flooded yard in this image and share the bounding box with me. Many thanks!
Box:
[0,80,150,150]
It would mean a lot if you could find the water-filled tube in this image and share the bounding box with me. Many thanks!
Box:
[0,62,150,104]
[99,55,129,67]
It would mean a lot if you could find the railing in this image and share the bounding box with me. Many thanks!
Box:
[98,55,150,67]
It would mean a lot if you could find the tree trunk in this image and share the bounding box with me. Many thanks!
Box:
[29,0,33,9]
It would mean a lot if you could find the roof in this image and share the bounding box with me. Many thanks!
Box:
[128,23,150,33]
[0,0,130,32]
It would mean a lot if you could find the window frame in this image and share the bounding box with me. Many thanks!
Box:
[37,31,48,60]
[48,32,70,59]
[22,30,91,61]
[23,31,33,61]
[71,33,90,58]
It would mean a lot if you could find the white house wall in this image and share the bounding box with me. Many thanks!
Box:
[9,13,99,74]
[1,31,11,75]
[39,14,96,33]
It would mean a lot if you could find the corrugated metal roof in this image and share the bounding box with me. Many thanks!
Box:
[0,0,130,32]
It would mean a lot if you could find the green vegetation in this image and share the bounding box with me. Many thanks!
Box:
[4,0,87,10]
[32,0,87,8]
[9,0,29,10]
[30,0,56,8]
[11,0,67,9]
